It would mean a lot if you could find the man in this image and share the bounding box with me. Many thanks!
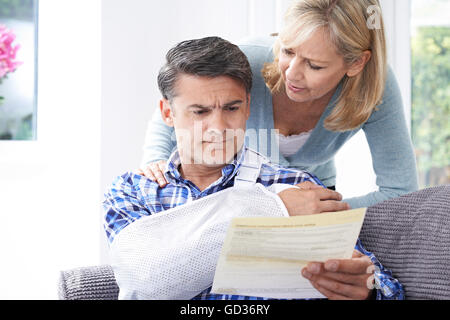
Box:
[103,36,403,300]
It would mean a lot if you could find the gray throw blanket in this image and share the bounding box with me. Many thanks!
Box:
[359,184,450,299]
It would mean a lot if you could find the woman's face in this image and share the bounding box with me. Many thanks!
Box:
[278,28,349,103]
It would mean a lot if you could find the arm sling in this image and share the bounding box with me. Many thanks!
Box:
[110,150,296,299]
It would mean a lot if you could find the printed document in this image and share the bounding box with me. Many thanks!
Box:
[211,208,366,299]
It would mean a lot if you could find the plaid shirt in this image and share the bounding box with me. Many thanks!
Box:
[103,146,404,300]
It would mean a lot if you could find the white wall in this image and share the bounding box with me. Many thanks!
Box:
[0,0,101,299]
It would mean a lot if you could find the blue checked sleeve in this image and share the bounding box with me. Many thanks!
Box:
[103,172,153,244]
[258,163,325,188]
[355,239,405,300]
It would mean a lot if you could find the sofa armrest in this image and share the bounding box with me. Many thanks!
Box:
[360,185,450,299]
[58,265,119,300]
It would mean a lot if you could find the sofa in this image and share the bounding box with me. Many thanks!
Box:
[58,184,450,300]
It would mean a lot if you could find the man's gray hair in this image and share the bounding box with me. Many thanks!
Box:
[157,36,252,101]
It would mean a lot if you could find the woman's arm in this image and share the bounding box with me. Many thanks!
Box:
[140,107,176,168]
[345,67,419,209]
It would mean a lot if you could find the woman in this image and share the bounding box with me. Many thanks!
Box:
[139,0,418,209]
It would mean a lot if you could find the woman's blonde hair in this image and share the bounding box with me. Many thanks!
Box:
[262,0,387,131]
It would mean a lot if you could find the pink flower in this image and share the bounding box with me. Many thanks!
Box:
[0,24,22,80]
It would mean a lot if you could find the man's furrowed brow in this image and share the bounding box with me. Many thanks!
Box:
[187,100,244,109]
[187,104,210,109]
[223,99,244,107]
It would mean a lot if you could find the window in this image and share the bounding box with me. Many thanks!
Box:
[411,0,450,188]
[0,0,38,140]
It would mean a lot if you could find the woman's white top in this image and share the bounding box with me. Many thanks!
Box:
[278,130,313,157]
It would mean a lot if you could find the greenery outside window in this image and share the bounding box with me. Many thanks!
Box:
[411,0,450,188]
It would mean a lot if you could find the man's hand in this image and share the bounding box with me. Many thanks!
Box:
[278,181,350,215]
[301,250,375,300]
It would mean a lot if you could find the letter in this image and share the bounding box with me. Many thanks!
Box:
[366,5,381,30]
[263,305,270,314]
[228,128,246,162]
[225,305,233,315]
[199,306,208,315]
[258,129,281,164]
[367,264,382,290]
[180,306,186,315]
[207,307,214,318]
[270,129,280,164]
[254,305,261,314]
[234,305,242,314]
[189,304,196,314]
[258,129,268,158]
[245,128,258,151]
[175,128,192,164]
[193,120,203,164]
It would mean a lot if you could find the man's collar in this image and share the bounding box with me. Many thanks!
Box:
[164,145,248,187]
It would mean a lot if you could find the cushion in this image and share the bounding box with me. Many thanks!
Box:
[360,185,450,299]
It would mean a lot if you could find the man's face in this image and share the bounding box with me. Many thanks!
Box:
[161,74,250,167]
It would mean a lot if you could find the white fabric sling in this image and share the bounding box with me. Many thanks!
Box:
[110,149,296,300]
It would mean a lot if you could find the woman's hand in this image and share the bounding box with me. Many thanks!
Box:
[278,181,351,216]
[301,250,375,300]
[137,160,168,187]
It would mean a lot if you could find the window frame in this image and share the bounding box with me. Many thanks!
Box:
[380,0,412,133]
[0,0,39,141]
